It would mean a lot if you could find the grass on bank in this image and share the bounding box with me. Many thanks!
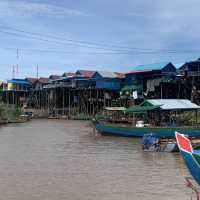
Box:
[0,103,22,122]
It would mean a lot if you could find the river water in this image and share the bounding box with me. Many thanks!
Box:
[0,119,192,200]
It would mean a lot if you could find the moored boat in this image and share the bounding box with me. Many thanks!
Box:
[95,121,200,138]
[142,133,179,152]
[175,132,200,185]
[94,99,200,138]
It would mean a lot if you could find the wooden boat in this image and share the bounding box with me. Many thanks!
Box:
[94,121,200,138]
[175,132,200,185]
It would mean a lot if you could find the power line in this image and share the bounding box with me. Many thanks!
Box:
[0,29,130,52]
[1,26,199,53]
[0,26,200,55]
[0,26,151,51]
[1,47,200,55]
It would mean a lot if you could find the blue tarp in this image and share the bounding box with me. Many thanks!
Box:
[142,134,159,146]
[96,79,120,90]
[8,79,31,85]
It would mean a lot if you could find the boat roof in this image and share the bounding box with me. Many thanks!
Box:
[145,99,200,110]
[126,99,200,113]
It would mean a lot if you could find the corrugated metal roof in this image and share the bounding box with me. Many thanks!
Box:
[146,99,200,110]
[129,62,170,72]
[105,107,126,111]
[97,71,117,78]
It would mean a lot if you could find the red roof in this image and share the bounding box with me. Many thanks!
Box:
[76,70,96,78]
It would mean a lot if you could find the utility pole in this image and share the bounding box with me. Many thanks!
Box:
[16,49,19,78]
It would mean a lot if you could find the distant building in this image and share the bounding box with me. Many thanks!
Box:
[125,62,176,84]
[34,77,49,90]
[122,62,177,100]
[25,77,38,90]
[178,58,200,103]
[179,58,200,77]
[91,71,123,90]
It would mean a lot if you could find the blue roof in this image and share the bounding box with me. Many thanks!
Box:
[132,62,171,71]
[8,79,31,85]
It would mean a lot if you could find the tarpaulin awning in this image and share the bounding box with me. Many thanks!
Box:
[125,105,160,113]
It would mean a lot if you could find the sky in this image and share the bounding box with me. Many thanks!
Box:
[0,0,200,80]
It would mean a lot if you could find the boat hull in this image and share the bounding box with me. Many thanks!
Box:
[95,124,200,138]
[175,133,200,185]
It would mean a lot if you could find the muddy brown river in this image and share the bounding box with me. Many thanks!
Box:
[0,119,193,199]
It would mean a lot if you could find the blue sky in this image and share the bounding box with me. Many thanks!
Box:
[0,0,200,80]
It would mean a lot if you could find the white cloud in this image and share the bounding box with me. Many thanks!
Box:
[0,0,90,17]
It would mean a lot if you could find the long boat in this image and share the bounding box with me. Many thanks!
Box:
[176,132,200,184]
[94,122,200,138]
[175,132,200,200]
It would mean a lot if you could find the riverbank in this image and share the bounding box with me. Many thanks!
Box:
[0,103,30,124]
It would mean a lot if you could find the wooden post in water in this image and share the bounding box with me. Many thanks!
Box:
[62,87,64,116]
[68,89,71,119]
[185,177,199,200]
[12,91,14,105]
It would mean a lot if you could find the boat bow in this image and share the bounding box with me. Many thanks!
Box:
[175,132,200,185]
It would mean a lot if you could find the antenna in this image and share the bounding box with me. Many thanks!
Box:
[12,65,15,79]
[16,49,19,77]
[36,65,39,79]
[16,48,19,59]
[16,64,19,77]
